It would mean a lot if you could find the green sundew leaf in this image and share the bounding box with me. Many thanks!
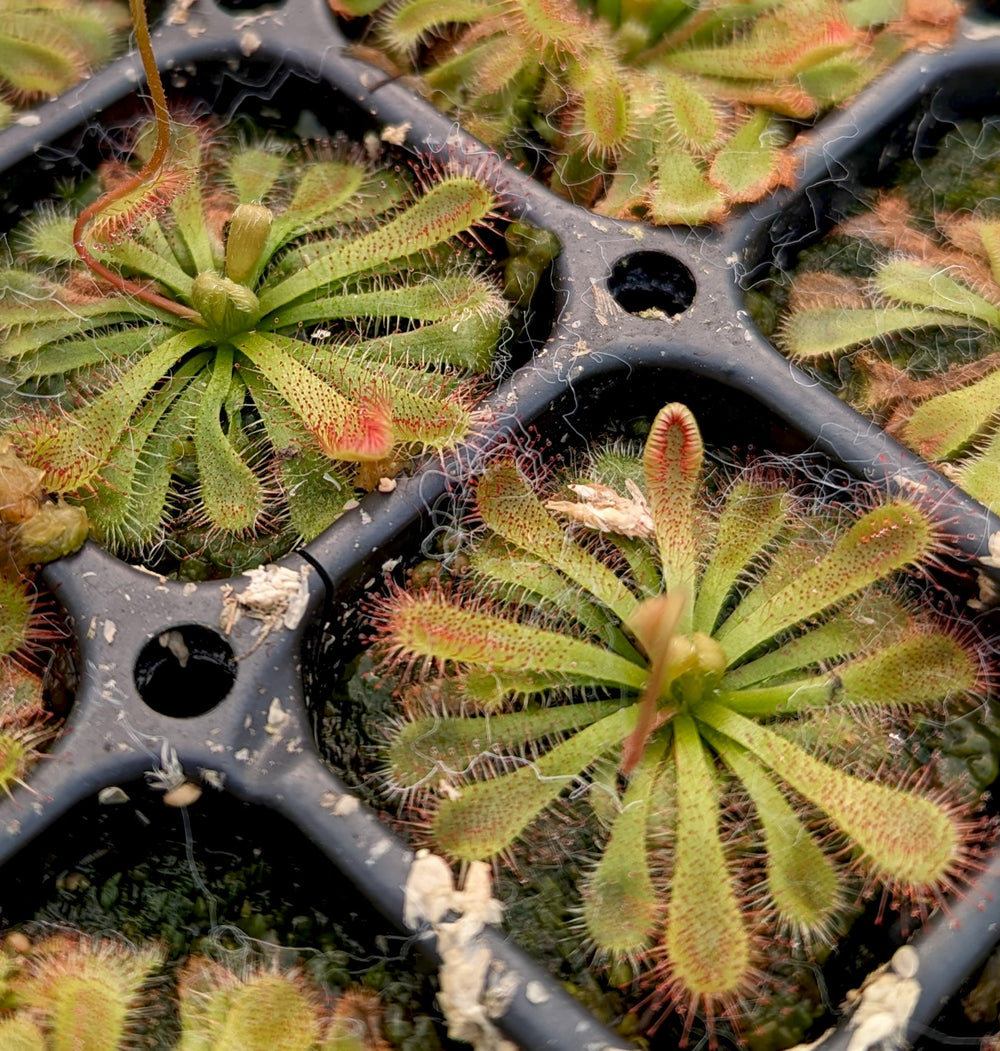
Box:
[192,974,320,1051]
[0,33,76,95]
[431,705,638,860]
[386,699,624,789]
[609,534,662,599]
[469,537,635,656]
[381,591,647,689]
[475,460,640,624]
[590,443,646,491]
[344,311,502,372]
[227,146,286,205]
[664,714,752,1004]
[778,305,969,358]
[717,676,834,717]
[258,175,497,315]
[2,316,138,364]
[102,237,194,299]
[970,220,1000,288]
[796,49,880,107]
[322,353,472,447]
[698,700,962,891]
[658,70,723,153]
[16,9,120,63]
[16,209,78,263]
[842,0,903,26]
[708,109,789,203]
[193,348,263,533]
[875,259,1000,327]
[0,266,61,306]
[166,127,216,276]
[571,52,630,157]
[462,668,608,707]
[341,170,411,225]
[643,402,703,630]
[901,367,1000,460]
[29,328,209,491]
[236,332,394,461]
[241,368,351,543]
[16,325,168,379]
[265,161,367,259]
[472,29,531,96]
[647,144,726,225]
[381,0,494,52]
[266,274,506,330]
[716,501,935,663]
[84,357,207,550]
[671,0,788,47]
[721,593,908,688]
[957,427,1000,513]
[0,276,160,329]
[664,6,856,80]
[0,1016,45,1049]
[837,633,979,708]
[131,209,179,266]
[16,937,163,1050]
[380,382,471,446]
[594,130,655,219]
[581,736,665,957]
[0,576,32,655]
[693,478,789,635]
[709,732,842,938]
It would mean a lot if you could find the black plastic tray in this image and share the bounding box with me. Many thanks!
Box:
[4,1,1000,1047]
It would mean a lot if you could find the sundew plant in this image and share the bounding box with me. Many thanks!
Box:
[0,0,509,573]
[339,0,961,224]
[370,401,986,1041]
[0,0,129,128]
[0,928,392,1049]
[0,442,83,802]
[757,119,1000,518]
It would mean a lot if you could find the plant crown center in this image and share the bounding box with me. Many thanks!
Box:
[629,591,726,715]
[188,203,273,338]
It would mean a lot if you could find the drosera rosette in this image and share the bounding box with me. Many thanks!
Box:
[753,116,1000,519]
[768,188,1000,516]
[338,0,961,225]
[0,927,393,1049]
[0,928,163,1049]
[175,955,391,1050]
[0,0,511,576]
[366,401,991,1045]
[0,120,508,572]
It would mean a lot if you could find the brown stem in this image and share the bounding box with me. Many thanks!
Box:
[72,0,203,324]
[621,590,684,776]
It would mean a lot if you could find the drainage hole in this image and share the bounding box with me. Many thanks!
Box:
[607,251,696,317]
[134,624,236,718]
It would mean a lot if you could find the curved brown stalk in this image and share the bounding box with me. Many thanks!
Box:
[72,0,203,324]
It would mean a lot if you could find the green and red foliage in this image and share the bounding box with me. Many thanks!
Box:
[369,401,989,1043]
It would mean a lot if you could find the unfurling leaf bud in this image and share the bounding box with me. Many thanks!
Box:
[190,272,262,338]
[225,203,273,284]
